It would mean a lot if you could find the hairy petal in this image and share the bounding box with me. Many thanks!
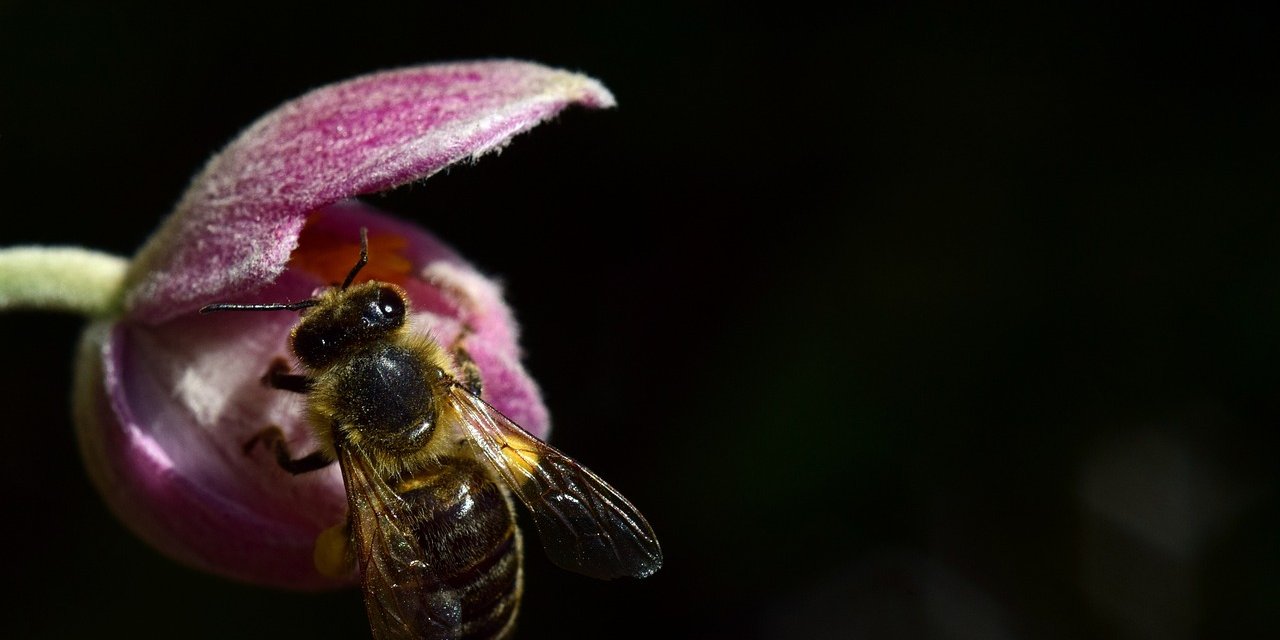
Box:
[123,60,614,324]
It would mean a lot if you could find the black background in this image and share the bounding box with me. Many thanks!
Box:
[2,2,1279,639]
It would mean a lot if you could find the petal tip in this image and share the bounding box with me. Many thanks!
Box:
[560,70,617,109]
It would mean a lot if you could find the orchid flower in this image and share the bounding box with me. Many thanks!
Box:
[0,60,614,589]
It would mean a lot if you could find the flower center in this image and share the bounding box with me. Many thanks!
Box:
[288,213,413,286]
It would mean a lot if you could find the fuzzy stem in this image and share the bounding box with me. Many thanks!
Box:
[0,247,128,317]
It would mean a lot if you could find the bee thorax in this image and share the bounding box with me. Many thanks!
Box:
[324,344,437,453]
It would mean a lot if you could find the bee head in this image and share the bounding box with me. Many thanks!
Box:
[290,282,409,370]
[201,228,413,370]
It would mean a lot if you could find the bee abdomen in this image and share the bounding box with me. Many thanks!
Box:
[396,458,523,640]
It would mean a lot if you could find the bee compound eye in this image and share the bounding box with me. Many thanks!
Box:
[362,286,406,329]
[376,287,405,319]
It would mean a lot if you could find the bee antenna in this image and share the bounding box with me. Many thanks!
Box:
[200,299,320,314]
[340,227,370,290]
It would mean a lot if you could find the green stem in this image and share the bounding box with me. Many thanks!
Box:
[0,247,128,317]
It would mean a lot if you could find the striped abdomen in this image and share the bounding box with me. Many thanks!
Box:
[394,457,524,640]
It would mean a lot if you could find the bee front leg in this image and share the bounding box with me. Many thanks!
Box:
[261,358,314,394]
[244,426,332,475]
[449,326,484,398]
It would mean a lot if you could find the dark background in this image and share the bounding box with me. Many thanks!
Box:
[2,2,1278,639]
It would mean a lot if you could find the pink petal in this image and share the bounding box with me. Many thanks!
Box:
[123,60,614,324]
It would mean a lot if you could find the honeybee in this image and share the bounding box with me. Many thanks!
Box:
[201,229,661,639]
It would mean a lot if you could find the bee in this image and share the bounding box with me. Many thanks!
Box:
[201,229,661,639]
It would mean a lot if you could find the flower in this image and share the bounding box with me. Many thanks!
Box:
[0,60,614,589]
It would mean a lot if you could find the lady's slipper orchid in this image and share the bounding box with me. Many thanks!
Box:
[0,60,614,589]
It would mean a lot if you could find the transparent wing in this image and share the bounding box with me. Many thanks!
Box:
[445,386,663,580]
[338,444,462,640]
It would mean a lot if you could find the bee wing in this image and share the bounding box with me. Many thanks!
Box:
[338,444,463,640]
[446,386,663,580]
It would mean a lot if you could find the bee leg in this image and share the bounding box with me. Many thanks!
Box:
[243,425,332,475]
[261,357,313,394]
[448,326,484,397]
